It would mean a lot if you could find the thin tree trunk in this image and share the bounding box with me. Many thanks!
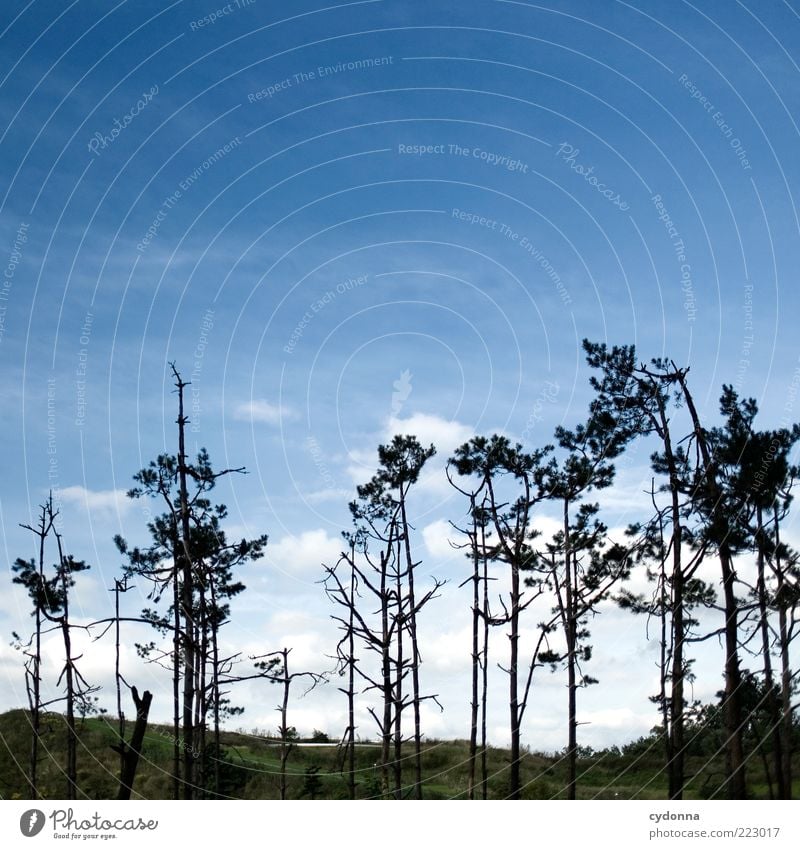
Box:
[400,496,423,799]
[172,549,181,800]
[755,506,785,798]
[657,394,685,800]
[210,579,221,798]
[114,580,126,780]
[116,688,153,800]
[380,548,392,798]
[679,375,746,799]
[346,554,356,799]
[509,539,521,800]
[480,525,490,799]
[467,506,480,801]
[564,497,577,801]
[279,648,290,800]
[173,367,196,799]
[393,548,404,799]
[773,506,793,799]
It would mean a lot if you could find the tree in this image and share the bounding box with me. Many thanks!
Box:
[11,495,58,798]
[252,648,324,800]
[115,364,266,798]
[325,435,443,799]
[446,482,493,799]
[532,343,640,800]
[583,342,712,798]
[450,435,553,799]
[359,435,441,798]
[13,495,97,799]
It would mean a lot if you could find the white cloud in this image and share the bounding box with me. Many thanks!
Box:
[233,399,295,425]
[422,518,462,562]
[303,487,353,505]
[60,486,132,516]
[384,412,473,455]
[266,529,343,576]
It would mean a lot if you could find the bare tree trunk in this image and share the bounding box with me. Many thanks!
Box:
[657,395,686,800]
[773,506,793,799]
[467,505,480,800]
[115,688,153,800]
[114,580,126,780]
[393,548,404,799]
[679,375,746,799]
[380,549,392,798]
[755,506,785,798]
[54,531,77,800]
[509,548,521,800]
[172,551,181,800]
[563,497,577,801]
[29,528,44,799]
[480,529,490,800]
[210,581,222,798]
[399,496,423,799]
[173,366,196,799]
[345,555,356,800]
[279,648,291,800]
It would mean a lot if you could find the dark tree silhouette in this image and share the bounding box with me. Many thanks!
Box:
[115,365,266,798]
[450,435,553,799]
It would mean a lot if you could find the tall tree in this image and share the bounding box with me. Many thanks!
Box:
[583,342,710,798]
[11,494,58,798]
[534,343,641,799]
[326,435,442,798]
[13,496,96,799]
[450,435,552,799]
[115,365,266,798]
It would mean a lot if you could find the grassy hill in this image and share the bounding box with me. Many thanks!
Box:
[0,709,794,800]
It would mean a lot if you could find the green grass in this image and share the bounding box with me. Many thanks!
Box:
[0,709,796,800]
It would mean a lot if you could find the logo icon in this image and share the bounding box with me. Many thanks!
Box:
[20,809,45,837]
[391,369,413,416]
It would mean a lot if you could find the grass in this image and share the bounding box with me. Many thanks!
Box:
[0,709,795,800]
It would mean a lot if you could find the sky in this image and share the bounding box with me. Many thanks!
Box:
[2,0,800,768]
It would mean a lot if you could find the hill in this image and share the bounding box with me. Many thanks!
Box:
[1,709,795,800]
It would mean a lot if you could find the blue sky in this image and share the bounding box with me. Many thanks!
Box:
[2,0,800,756]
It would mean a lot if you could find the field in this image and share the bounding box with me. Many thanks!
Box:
[0,709,795,800]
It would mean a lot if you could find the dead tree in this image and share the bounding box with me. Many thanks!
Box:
[226,649,325,799]
[112,685,153,800]
[11,495,59,798]
[14,496,98,799]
